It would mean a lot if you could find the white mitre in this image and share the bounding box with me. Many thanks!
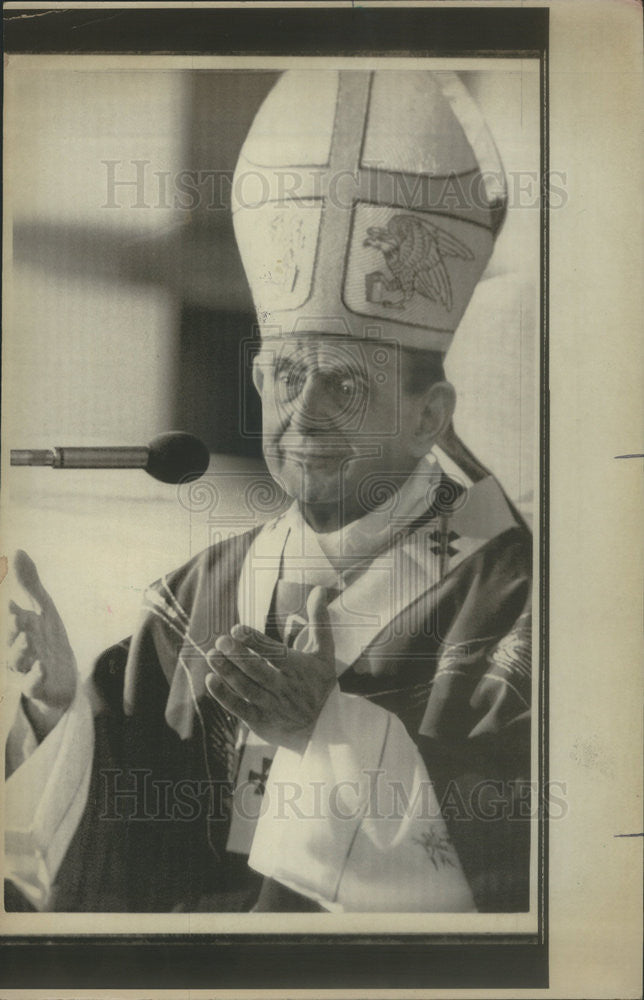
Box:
[232,69,507,353]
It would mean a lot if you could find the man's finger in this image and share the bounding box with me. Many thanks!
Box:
[303,586,335,663]
[13,550,54,614]
[7,632,36,675]
[20,660,47,700]
[229,624,288,663]
[205,671,262,729]
[210,643,276,704]
[8,601,40,643]
[216,636,284,687]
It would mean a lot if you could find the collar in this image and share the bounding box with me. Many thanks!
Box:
[237,456,519,674]
[310,453,455,572]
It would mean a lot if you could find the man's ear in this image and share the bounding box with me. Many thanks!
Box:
[409,381,456,456]
[252,356,264,395]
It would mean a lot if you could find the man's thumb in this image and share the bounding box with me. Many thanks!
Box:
[21,659,46,700]
[305,586,334,663]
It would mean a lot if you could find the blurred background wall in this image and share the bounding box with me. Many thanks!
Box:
[6,69,278,454]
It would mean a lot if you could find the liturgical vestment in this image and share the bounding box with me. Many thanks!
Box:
[5,458,532,913]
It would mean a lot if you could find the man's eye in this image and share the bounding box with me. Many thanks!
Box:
[275,366,305,399]
[275,364,299,383]
[331,372,366,399]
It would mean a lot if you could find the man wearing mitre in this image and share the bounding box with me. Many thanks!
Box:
[5,70,532,914]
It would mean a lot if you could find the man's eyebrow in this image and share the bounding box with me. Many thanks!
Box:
[256,352,306,377]
[274,354,297,373]
[256,345,370,378]
[253,349,282,369]
[276,355,369,377]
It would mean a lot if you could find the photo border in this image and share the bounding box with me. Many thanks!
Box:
[1,3,549,991]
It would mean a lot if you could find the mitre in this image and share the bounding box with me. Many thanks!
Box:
[232,70,506,352]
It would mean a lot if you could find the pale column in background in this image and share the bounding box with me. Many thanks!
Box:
[447,67,540,519]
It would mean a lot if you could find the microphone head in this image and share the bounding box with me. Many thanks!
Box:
[145,432,210,484]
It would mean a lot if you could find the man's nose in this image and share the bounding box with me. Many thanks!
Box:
[287,372,337,431]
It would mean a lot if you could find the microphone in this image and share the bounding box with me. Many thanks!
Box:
[10,432,210,485]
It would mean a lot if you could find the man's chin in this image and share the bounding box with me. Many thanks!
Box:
[290,482,344,506]
[271,471,344,507]
[265,458,340,500]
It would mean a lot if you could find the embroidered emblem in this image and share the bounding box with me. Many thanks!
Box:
[260,210,307,294]
[363,214,473,312]
[487,612,532,679]
[414,829,457,870]
[436,636,497,681]
[248,756,273,796]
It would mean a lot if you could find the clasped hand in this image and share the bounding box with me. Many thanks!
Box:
[205,586,337,755]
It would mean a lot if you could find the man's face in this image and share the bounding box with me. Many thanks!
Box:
[253,335,440,528]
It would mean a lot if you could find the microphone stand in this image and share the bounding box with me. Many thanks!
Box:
[11,447,149,469]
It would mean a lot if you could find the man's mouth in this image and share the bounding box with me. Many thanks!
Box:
[278,443,353,462]
[286,449,341,460]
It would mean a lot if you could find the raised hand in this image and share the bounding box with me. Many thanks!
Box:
[205,586,337,754]
[6,549,78,741]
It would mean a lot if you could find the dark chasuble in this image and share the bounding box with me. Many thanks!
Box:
[6,467,532,913]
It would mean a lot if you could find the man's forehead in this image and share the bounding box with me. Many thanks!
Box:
[257,335,401,366]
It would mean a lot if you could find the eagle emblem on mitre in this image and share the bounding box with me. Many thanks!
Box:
[363,214,474,313]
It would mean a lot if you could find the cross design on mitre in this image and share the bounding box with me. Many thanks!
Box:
[248,72,495,350]
[257,73,493,235]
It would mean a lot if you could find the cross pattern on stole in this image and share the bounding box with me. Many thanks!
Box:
[250,73,492,359]
[428,517,460,578]
[248,756,273,796]
[429,528,460,560]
